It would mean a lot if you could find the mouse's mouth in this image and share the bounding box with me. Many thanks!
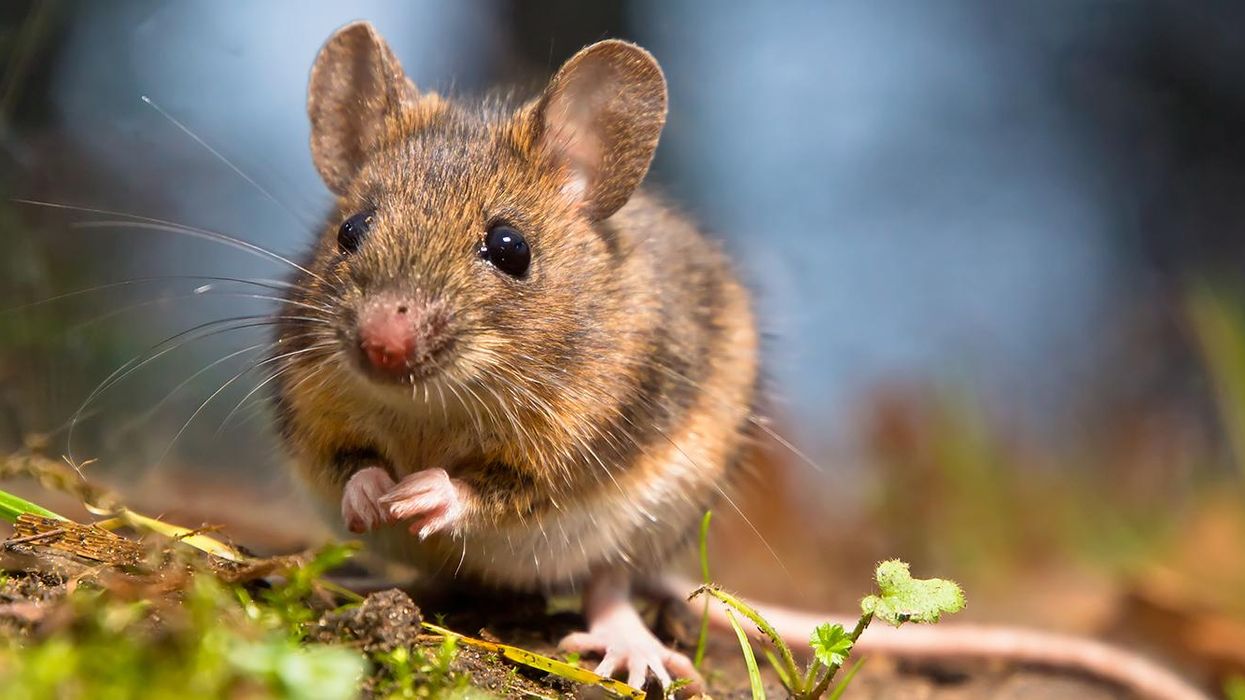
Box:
[344,294,455,387]
[346,334,456,387]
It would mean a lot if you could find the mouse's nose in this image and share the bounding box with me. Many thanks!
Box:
[356,294,447,378]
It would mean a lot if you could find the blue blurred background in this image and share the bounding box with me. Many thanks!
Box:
[3,1,1245,685]
[11,0,1237,454]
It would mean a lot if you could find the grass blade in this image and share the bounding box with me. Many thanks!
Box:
[95,507,246,562]
[693,510,712,668]
[762,647,794,691]
[724,609,766,700]
[0,488,63,523]
[1188,284,1245,481]
[422,622,645,699]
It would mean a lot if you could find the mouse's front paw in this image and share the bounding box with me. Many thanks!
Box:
[341,466,397,533]
[559,612,701,694]
[378,468,471,539]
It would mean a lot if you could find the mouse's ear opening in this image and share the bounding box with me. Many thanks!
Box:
[308,21,418,195]
[526,40,668,221]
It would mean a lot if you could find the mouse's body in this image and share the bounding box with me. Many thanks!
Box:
[271,21,752,689]
[276,188,758,589]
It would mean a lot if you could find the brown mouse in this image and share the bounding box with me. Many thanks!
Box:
[271,21,1206,699]
[273,20,755,691]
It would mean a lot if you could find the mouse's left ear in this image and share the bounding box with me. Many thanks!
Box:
[522,40,667,221]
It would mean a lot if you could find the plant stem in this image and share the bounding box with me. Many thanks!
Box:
[826,658,867,700]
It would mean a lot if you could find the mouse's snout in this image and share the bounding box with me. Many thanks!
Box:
[355,293,450,379]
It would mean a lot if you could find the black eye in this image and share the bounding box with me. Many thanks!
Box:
[338,210,375,254]
[479,225,530,278]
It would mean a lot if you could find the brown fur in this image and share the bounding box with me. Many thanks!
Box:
[273,22,758,589]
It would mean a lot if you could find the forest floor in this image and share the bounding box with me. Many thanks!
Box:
[0,451,1185,700]
[0,545,1142,699]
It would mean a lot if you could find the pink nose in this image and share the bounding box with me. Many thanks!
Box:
[357,300,419,376]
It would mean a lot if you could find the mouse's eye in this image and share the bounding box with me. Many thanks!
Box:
[479,225,530,278]
[337,210,375,254]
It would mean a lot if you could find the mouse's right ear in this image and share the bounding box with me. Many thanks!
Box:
[308,21,417,194]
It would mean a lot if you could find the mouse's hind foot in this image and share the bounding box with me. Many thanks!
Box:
[561,567,701,695]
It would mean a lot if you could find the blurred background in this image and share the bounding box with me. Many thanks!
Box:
[1,0,1244,692]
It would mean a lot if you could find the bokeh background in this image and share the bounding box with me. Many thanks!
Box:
[2,0,1244,692]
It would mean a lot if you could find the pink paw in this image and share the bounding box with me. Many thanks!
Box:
[559,612,701,693]
[341,467,397,533]
[378,468,470,539]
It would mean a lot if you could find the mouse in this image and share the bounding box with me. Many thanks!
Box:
[272,20,751,692]
[270,21,1207,699]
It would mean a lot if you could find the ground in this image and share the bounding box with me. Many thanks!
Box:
[0,454,1204,698]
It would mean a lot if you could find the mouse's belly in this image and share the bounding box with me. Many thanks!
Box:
[358,469,710,590]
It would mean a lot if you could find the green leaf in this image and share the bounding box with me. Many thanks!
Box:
[860,559,965,625]
[809,623,853,667]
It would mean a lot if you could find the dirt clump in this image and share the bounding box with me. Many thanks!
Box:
[314,588,422,654]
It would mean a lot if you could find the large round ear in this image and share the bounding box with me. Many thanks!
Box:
[308,21,417,194]
[528,40,668,221]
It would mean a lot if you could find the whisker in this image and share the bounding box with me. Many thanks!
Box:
[67,290,329,335]
[442,378,485,447]
[12,199,325,283]
[214,365,292,435]
[214,339,334,435]
[435,381,449,424]
[487,361,636,510]
[0,274,299,314]
[74,220,325,284]
[86,313,326,404]
[141,95,312,228]
[67,313,327,462]
[114,341,274,437]
[154,342,337,469]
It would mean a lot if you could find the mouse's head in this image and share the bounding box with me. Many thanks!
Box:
[286,21,666,410]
